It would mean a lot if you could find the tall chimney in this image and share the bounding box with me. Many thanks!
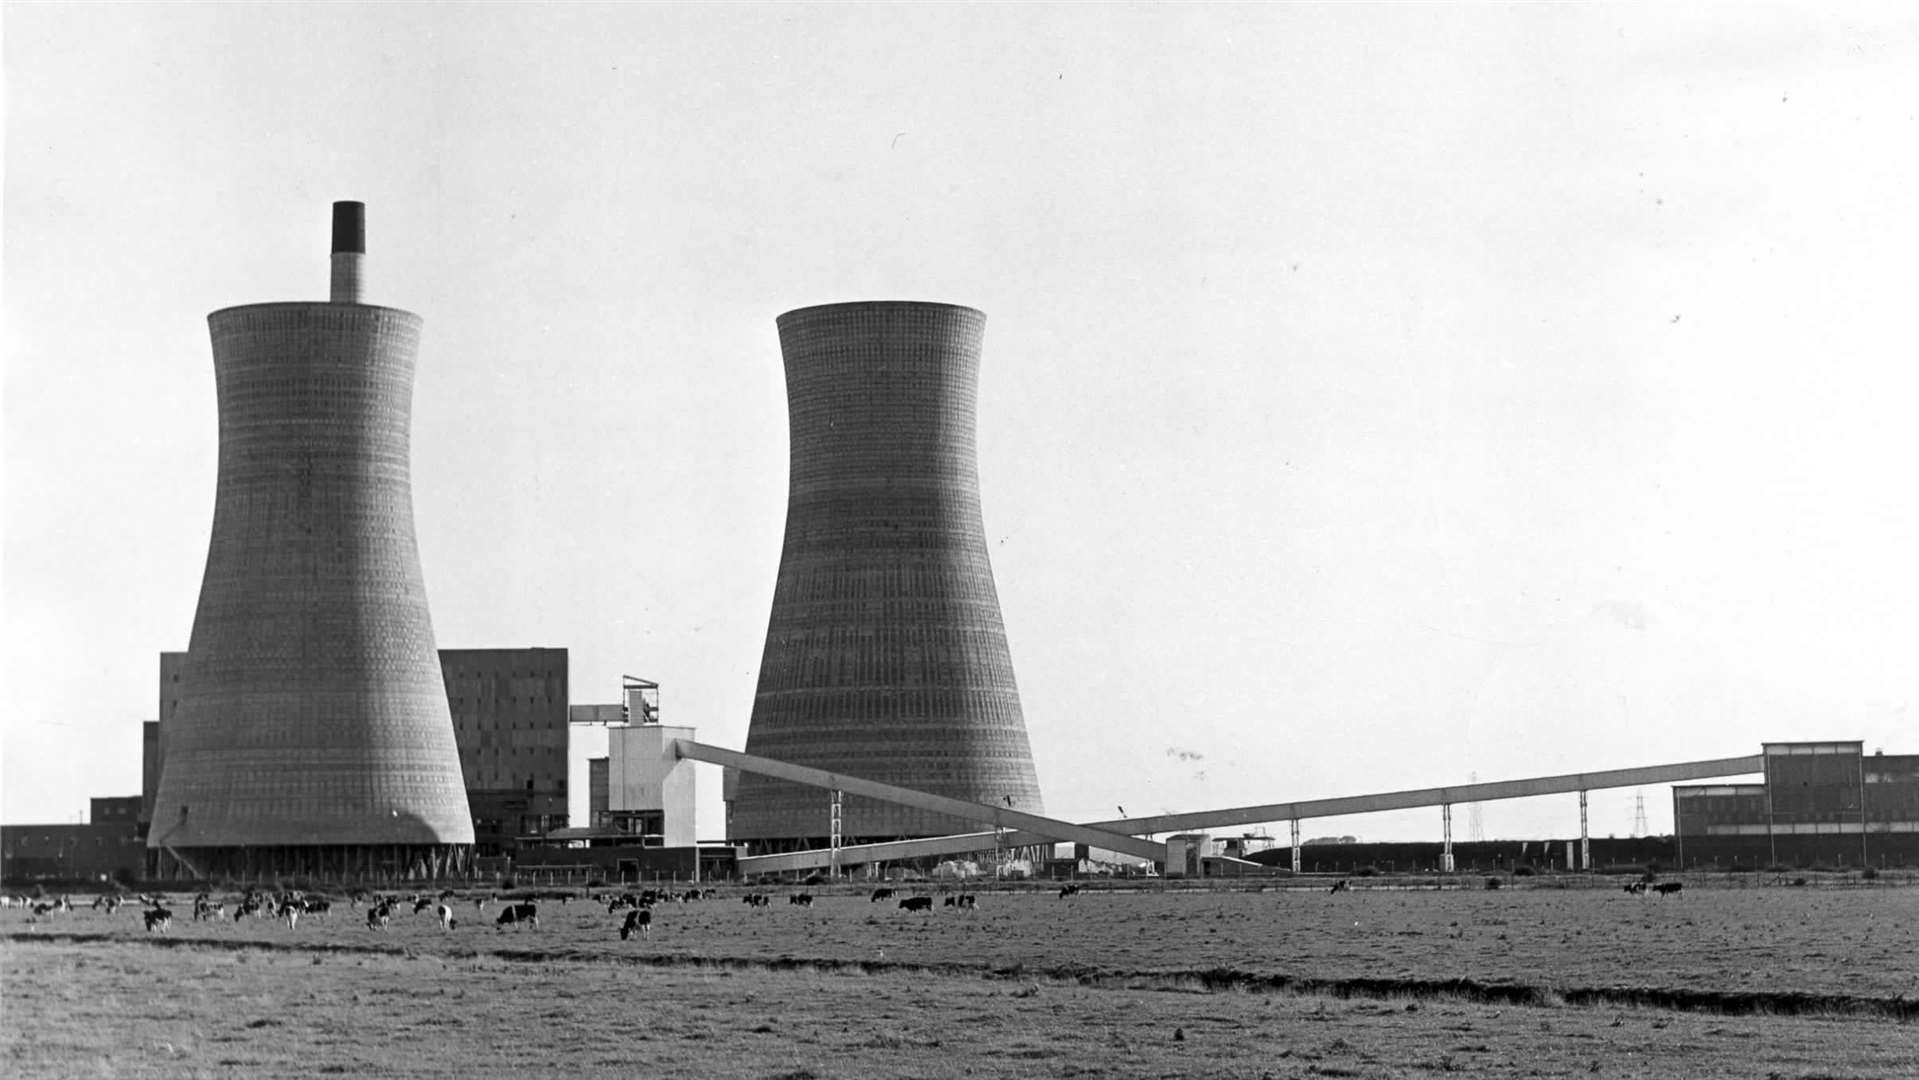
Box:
[330,200,366,303]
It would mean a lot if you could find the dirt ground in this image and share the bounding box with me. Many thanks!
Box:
[3,880,1915,1078]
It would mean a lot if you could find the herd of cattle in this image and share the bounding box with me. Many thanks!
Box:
[0,882,998,939]
[3,875,1696,940]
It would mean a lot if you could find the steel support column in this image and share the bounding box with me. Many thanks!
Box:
[829,789,843,879]
[1290,819,1302,873]
[1440,804,1454,872]
[1578,789,1591,871]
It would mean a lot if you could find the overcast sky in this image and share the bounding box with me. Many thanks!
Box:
[7,3,1918,844]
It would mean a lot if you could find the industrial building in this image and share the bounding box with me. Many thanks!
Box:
[1673,741,1919,869]
[146,647,725,882]
[733,301,1047,851]
[441,648,570,856]
[146,203,473,882]
[0,821,145,884]
[570,677,701,851]
[508,677,738,883]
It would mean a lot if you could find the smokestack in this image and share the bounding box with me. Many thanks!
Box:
[330,201,366,303]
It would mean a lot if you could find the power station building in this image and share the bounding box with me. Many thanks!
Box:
[732,302,1047,852]
[440,648,570,856]
[146,203,474,881]
[1673,741,1919,869]
[25,210,1918,886]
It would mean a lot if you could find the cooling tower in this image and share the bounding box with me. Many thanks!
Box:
[733,301,1045,849]
[148,202,472,881]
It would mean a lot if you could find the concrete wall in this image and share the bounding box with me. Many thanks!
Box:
[608,724,697,846]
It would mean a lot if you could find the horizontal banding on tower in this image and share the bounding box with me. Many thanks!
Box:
[735,301,1044,848]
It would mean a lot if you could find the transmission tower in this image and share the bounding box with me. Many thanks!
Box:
[1631,790,1649,838]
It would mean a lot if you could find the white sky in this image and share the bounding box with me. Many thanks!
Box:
[6,3,1917,844]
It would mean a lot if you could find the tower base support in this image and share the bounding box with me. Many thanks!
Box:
[149,844,473,885]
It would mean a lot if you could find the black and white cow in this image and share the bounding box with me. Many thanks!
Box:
[496,902,539,929]
[619,907,652,940]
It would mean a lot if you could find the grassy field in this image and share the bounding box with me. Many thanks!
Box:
[4,879,1916,1078]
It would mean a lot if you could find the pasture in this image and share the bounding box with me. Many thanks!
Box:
[4,879,1916,1078]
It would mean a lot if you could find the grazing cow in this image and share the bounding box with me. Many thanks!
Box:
[899,896,934,913]
[144,908,173,933]
[278,900,301,930]
[956,894,977,910]
[302,898,332,918]
[1329,880,1350,894]
[366,902,392,931]
[741,893,771,908]
[789,893,814,908]
[496,902,539,929]
[870,888,895,903]
[1058,884,1081,899]
[437,903,457,931]
[1624,881,1648,896]
[1654,881,1684,896]
[619,907,652,941]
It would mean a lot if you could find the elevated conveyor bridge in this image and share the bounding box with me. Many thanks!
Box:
[674,740,1762,877]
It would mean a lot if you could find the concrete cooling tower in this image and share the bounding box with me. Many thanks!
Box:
[148,202,472,881]
[733,301,1045,851]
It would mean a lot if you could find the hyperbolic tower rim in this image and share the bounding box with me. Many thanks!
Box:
[777,299,985,325]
